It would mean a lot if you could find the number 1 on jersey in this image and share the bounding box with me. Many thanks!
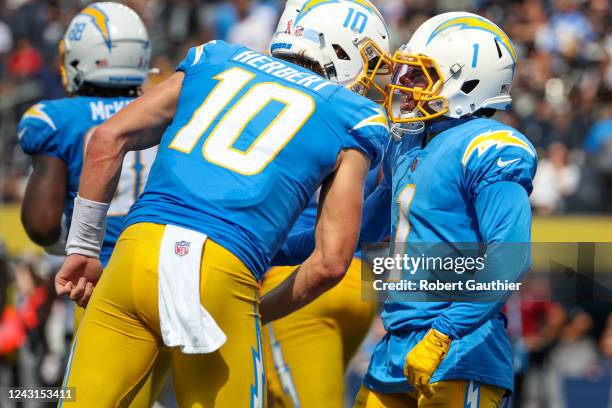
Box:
[169,67,315,175]
[389,184,416,281]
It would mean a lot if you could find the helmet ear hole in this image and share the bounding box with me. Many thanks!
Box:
[332,44,350,60]
[461,79,480,94]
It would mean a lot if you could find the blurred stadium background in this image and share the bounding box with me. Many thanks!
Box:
[0,0,611,407]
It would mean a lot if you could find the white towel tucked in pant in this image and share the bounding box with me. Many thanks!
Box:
[158,224,226,354]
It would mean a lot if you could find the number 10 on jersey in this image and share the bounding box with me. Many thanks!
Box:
[169,67,315,175]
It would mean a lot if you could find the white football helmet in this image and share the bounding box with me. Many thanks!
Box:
[270,0,391,99]
[60,2,151,94]
[385,11,517,124]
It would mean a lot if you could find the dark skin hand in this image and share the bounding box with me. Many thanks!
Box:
[21,155,67,246]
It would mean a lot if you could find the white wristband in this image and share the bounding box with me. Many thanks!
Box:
[65,195,110,258]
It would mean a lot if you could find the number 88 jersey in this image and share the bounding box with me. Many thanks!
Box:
[124,41,389,280]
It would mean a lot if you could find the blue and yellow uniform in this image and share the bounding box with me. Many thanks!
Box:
[356,117,537,407]
[17,97,163,408]
[276,117,537,407]
[263,167,382,408]
[17,98,157,266]
[62,40,387,407]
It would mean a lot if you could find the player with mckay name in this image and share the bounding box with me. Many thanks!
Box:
[18,2,157,269]
[276,11,537,407]
[17,4,171,408]
[52,1,390,406]
[262,1,391,407]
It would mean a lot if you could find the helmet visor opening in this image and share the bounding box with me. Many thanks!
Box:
[384,52,448,124]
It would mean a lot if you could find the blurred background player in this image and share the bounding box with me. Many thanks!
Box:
[262,1,391,407]
[16,3,165,407]
[354,12,537,407]
[52,0,389,405]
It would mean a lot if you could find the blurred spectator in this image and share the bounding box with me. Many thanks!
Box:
[7,38,43,80]
[535,0,596,60]
[227,2,278,52]
[599,314,612,367]
[530,141,580,214]
[586,103,612,210]
[0,19,13,54]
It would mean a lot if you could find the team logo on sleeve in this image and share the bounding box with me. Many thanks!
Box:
[352,108,389,131]
[23,103,56,130]
[461,130,535,167]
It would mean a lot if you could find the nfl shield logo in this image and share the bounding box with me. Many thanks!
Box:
[175,241,190,256]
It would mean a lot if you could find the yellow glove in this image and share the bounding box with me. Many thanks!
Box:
[404,328,451,399]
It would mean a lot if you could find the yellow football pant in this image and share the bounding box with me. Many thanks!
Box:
[61,223,264,407]
[353,381,506,408]
[262,259,376,408]
[73,294,170,408]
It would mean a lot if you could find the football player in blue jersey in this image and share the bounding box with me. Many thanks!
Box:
[19,2,157,273]
[52,0,391,405]
[357,11,537,407]
[17,3,167,407]
[261,2,391,407]
[276,11,537,407]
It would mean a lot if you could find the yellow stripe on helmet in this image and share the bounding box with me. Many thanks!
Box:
[428,16,516,63]
[297,0,383,23]
[80,5,111,49]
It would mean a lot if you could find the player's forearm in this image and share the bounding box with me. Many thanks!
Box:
[21,155,67,246]
[260,252,350,324]
[78,125,125,203]
[271,181,390,267]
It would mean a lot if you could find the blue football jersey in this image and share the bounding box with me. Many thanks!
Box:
[124,41,388,279]
[291,164,381,233]
[17,97,157,265]
[364,117,537,393]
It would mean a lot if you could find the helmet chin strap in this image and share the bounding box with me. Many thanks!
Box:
[391,111,425,140]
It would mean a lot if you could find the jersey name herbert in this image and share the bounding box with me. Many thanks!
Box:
[232,50,335,93]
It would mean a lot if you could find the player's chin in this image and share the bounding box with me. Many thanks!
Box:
[400,100,417,113]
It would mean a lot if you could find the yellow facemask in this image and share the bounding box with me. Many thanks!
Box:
[348,39,393,103]
[384,50,449,124]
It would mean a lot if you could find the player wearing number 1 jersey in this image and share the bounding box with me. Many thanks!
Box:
[276,12,538,408]
[54,0,390,404]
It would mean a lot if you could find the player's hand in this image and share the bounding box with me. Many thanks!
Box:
[55,254,103,307]
[404,328,451,399]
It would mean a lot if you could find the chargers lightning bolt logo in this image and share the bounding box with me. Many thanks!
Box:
[462,130,535,166]
[250,302,265,408]
[427,16,516,63]
[23,104,56,130]
[80,5,112,51]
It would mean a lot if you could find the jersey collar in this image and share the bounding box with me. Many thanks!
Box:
[426,116,480,137]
